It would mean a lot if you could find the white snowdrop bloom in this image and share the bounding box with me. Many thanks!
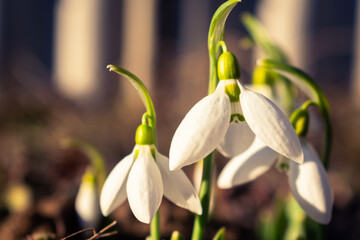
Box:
[100,139,202,224]
[75,169,101,227]
[218,139,333,224]
[169,51,303,170]
[289,141,333,224]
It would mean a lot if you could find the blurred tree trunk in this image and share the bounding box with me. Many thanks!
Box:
[352,0,360,109]
[0,0,3,79]
[176,0,209,106]
[256,0,311,68]
[54,0,114,107]
[120,0,157,110]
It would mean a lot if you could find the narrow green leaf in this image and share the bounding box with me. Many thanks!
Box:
[170,231,185,240]
[241,12,286,62]
[208,0,241,93]
[212,227,226,240]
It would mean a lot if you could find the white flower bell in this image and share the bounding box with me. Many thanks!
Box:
[169,51,303,170]
[100,124,202,224]
[217,139,333,224]
[75,168,101,227]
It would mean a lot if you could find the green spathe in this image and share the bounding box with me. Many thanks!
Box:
[217,52,241,80]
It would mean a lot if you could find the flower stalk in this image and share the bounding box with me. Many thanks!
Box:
[106,65,160,240]
[191,153,213,240]
[257,59,332,168]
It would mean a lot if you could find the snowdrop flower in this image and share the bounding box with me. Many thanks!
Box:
[169,51,303,170]
[75,168,101,227]
[100,124,202,224]
[218,138,333,224]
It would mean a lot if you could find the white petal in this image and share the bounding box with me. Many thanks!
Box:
[100,152,135,216]
[156,151,202,215]
[238,81,303,163]
[169,81,231,170]
[247,84,273,100]
[289,141,333,224]
[217,137,278,188]
[127,146,163,224]
[75,181,101,227]
[217,122,255,158]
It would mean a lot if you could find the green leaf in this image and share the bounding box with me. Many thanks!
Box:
[208,0,241,93]
[212,227,226,240]
[170,231,185,240]
[257,197,287,240]
[241,12,286,62]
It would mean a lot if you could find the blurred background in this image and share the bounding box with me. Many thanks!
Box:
[0,0,359,239]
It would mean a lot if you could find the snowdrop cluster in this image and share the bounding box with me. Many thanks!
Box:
[99,50,333,229]
[169,50,333,224]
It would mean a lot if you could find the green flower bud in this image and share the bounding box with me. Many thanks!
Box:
[252,66,276,85]
[290,109,309,137]
[135,124,154,145]
[217,52,241,80]
[294,113,309,137]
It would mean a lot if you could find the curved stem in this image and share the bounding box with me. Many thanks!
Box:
[207,0,239,94]
[62,139,106,192]
[191,153,213,240]
[107,65,159,240]
[217,41,228,53]
[107,65,156,129]
[258,59,332,169]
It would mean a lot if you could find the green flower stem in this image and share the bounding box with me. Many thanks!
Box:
[107,65,160,240]
[191,1,239,239]
[208,0,240,94]
[62,139,106,191]
[151,212,160,240]
[217,41,228,53]
[191,153,213,240]
[257,59,332,169]
[107,65,157,141]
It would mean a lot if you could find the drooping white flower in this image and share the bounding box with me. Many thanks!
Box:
[100,144,202,224]
[288,141,333,224]
[218,139,333,224]
[75,170,101,227]
[169,52,303,171]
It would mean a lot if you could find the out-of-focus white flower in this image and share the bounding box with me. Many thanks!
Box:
[218,139,333,224]
[169,52,303,171]
[75,169,101,227]
[100,144,202,224]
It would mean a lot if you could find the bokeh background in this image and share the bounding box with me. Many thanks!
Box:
[0,0,359,239]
